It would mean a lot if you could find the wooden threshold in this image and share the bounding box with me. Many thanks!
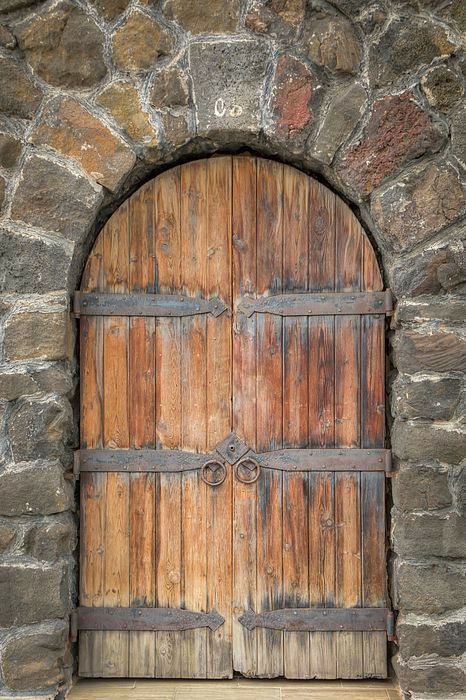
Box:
[69,677,402,700]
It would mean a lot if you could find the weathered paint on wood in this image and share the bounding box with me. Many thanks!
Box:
[79,156,387,680]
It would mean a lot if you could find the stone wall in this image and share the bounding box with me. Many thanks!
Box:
[0,0,464,697]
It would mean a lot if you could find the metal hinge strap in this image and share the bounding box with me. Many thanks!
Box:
[76,606,224,633]
[237,290,393,317]
[73,292,228,318]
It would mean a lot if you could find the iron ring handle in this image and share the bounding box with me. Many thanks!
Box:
[235,457,261,484]
[200,459,227,487]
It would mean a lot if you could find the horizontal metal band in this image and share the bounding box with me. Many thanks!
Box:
[239,607,390,633]
[254,449,391,473]
[76,448,214,475]
[237,290,393,317]
[75,447,391,476]
[74,292,228,318]
[77,607,224,633]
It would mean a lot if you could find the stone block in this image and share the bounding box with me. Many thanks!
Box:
[395,296,466,325]
[0,25,16,48]
[269,55,320,140]
[395,559,466,614]
[89,0,130,20]
[310,82,366,165]
[97,82,158,147]
[392,463,452,512]
[4,309,71,362]
[392,419,465,465]
[392,375,462,421]
[336,92,445,196]
[0,562,69,627]
[0,369,37,402]
[305,12,362,74]
[150,66,189,110]
[111,11,174,72]
[189,40,270,136]
[369,18,457,88]
[31,98,136,193]
[8,396,73,463]
[389,236,465,297]
[0,229,72,294]
[421,65,464,112]
[163,0,240,33]
[15,0,106,89]
[0,524,15,554]
[0,462,72,517]
[31,365,74,396]
[10,154,103,242]
[0,0,40,12]
[245,0,306,36]
[397,614,466,658]
[451,103,466,169]
[24,515,76,561]
[371,162,466,253]
[393,655,465,695]
[0,57,42,119]
[394,330,466,374]
[393,510,466,557]
[0,132,22,169]
[1,620,68,691]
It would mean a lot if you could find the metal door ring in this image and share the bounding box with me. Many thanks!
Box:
[235,457,260,484]
[201,459,227,487]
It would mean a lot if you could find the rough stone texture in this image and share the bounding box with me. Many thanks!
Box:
[0,369,37,402]
[0,229,72,294]
[89,0,130,21]
[8,396,73,462]
[161,113,190,148]
[394,656,466,696]
[15,1,106,89]
[163,0,240,33]
[395,296,466,324]
[336,92,445,195]
[0,462,72,517]
[390,236,466,297]
[421,65,464,112]
[371,161,466,253]
[0,132,22,169]
[394,330,466,374]
[392,419,465,464]
[1,620,68,691]
[190,40,270,136]
[392,376,462,421]
[0,175,5,212]
[0,563,68,627]
[305,12,362,74]
[4,309,71,362]
[310,82,366,165]
[24,515,75,561]
[0,524,15,554]
[31,98,136,192]
[245,0,306,36]
[397,615,466,658]
[0,57,42,119]
[269,55,319,140]
[150,66,189,109]
[393,511,466,557]
[395,560,466,614]
[0,0,44,13]
[391,463,452,512]
[451,104,466,169]
[10,153,103,242]
[369,18,457,88]
[97,82,158,147]
[32,364,73,396]
[112,11,174,72]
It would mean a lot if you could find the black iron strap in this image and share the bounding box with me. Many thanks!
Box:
[239,607,394,636]
[237,290,393,317]
[73,292,228,318]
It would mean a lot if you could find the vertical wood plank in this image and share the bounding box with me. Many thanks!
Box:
[102,203,130,677]
[232,156,258,677]
[256,159,283,678]
[180,160,207,678]
[206,157,233,679]
[154,168,183,677]
[334,198,363,678]
[308,179,337,678]
[128,193,157,676]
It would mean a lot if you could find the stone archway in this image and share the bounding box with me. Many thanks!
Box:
[0,1,464,698]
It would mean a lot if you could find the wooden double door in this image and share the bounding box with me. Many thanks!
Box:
[77,156,391,680]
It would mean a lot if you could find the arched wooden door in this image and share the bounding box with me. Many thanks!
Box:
[75,156,392,680]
